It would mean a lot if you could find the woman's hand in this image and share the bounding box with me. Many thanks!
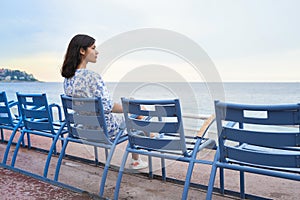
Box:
[112,103,123,113]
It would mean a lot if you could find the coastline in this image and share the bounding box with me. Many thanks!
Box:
[0,80,42,83]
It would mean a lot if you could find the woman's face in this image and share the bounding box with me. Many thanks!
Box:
[82,43,99,63]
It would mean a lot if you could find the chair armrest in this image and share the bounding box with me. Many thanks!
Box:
[196,114,215,138]
[8,100,18,108]
[49,103,63,122]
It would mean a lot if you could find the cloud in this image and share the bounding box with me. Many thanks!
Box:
[1,0,300,82]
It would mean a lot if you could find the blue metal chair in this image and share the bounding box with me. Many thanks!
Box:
[206,101,300,200]
[10,93,67,178]
[114,98,216,200]
[0,91,26,164]
[55,95,128,197]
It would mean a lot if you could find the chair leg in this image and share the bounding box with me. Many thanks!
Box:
[60,137,64,149]
[21,135,25,147]
[0,128,3,142]
[148,155,153,178]
[2,125,20,164]
[105,148,109,160]
[114,149,130,200]
[182,160,195,200]
[206,150,219,200]
[11,131,26,167]
[27,132,31,149]
[161,157,166,181]
[99,144,117,197]
[94,146,99,165]
[17,129,27,148]
[220,167,224,194]
[51,137,57,155]
[240,171,245,199]
[206,165,218,200]
[54,139,69,181]
[182,138,205,199]
[43,134,61,178]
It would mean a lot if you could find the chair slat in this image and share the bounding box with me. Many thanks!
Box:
[0,117,12,125]
[122,97,188,155]
[206,100,300,199]
[0,93,6,102]
[226,146,300,168]
[72,102,100,113]
[129,135,182,151]
[23,109,49,119]
[73,114,103,127]
[223,106,299,125]
[127,103,177,117]
[0,107,9,113]
[0,92,18,129]
[69,126,110,143]
[115,97,215,199]
[128,119,180,133]
[24,120,52,131]
[6,93,67,179]
[56,94,127,196]
[0,92,14,126]
[18,95,47,107]
[223,127,300,148]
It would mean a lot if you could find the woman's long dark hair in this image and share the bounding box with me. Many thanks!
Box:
[61,34,95,78]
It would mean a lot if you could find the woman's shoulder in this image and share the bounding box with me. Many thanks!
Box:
[76,68,103,82]
[76,69,101,77]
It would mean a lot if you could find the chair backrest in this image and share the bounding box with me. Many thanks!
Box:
[17,93,54,132]
[61,95,112,144]
[214,100,300,168]
[121,98,188,155]
[0,91,14,126]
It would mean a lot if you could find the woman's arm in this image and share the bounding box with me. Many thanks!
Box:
[112,102,144,119]
[112,102,123,113]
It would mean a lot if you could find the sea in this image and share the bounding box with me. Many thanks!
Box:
[1,82,300,113]
[1,81,300,137]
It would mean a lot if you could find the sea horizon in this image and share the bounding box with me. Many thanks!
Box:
[1,81,300,110]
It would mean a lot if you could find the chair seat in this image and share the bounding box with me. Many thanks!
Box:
[1,91,25,164]
[132,136,215,158]
[114,98,216,200]
[54,95,129,198]
[7,93,67,179]
[226,143,300,173]
[206,101,300,200]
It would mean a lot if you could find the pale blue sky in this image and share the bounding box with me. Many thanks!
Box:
[1,0,299,82]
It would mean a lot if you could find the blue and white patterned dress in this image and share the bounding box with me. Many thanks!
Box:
[63,69,123,136]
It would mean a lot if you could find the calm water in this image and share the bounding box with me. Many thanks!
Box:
[1,82,300,115]
[1,81,300,136]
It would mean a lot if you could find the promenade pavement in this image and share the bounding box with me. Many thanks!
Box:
[1,131,299,200]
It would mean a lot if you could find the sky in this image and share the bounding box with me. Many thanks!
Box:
[0,0,300,82]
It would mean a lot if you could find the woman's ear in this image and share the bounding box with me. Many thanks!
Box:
[80,48,86,56]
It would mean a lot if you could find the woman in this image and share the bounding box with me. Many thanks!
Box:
[61,34,147,170]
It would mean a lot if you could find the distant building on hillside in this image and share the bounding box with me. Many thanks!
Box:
[0,68,38,82]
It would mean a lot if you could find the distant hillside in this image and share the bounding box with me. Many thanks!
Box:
[0,68,38,82]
